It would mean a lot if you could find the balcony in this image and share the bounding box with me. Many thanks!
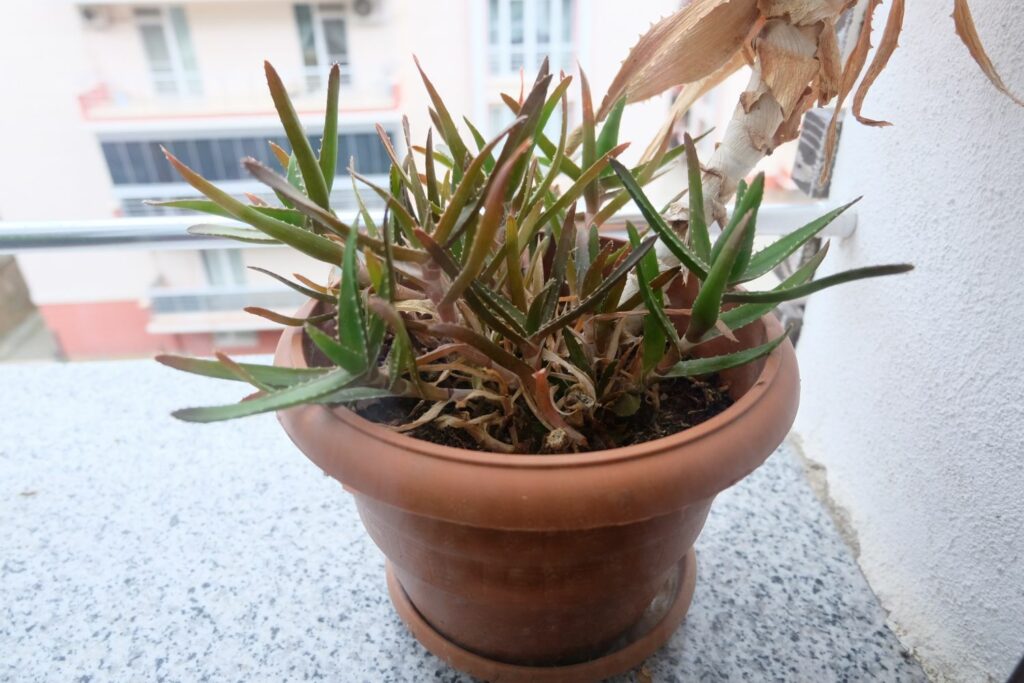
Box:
[146,285,305,335]
[0,357,926,680]
[77,74,399,125]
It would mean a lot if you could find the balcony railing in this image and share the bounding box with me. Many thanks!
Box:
[77,69,399,123]
[0,203,856,254]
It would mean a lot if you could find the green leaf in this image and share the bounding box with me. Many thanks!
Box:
[661,327,791,379]
[162,149,342,264]
[366,297,422,390]
[264,61,331,210]
[245,159,428,263]
[685,211,755,343]
[156,354,326,387]
[532,234,658,341]
[313,386,394,404]
[627,223,677,372]
[529,144,629,246]
[304,323,367,374]
[415,229,534,347]
[172,367,360,422]
[526,280,557,334]
[433,118,521,244]
[579,68,598,214]
[414,56,469,180]
[740,198,860,282]
[249,266,334,303]
[596,96,626,160]
[338,230,369,370]
[683,133,711,261]
[440,141,530,308]
[711,173,764,265]
[503,214,528,313]
[538,205,576,326]
[427,323,535,384]
[706,243,831,343]
[615,265,681,311]
[723,264,914,304]
[518,80,570,234]
[562,328,592,376]
[536,73,573,139]
[186,224,280,245]
[150,199,304,226]
[423,128,442,213]
[609,159,709,280]
[320,63,340,192]
[492,70,552,201]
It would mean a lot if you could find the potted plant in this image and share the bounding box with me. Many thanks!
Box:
[155,51,912,680]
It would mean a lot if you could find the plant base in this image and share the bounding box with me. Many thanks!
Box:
[385,548,697,683]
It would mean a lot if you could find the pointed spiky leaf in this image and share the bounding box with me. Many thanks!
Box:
[723,264,914,304]
[304,323,367,374]
[596,95,626,160]
[162,149,342,264]
[683,133,711,261]
[662,328,792,379]
[186,224,281,244]
[264,62,331,210]
[320,64,340,191]
[249,266,334,303]
[172,368,359,422]
[685,212,754,343]
[532,235,658,341]
[740,199,860,283]
[156,354,326,387]
[338,230,369,370]
[609,159,709,279]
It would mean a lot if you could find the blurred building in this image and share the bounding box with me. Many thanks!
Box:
[0,0,677,359]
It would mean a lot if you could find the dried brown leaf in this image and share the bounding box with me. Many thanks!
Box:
[816,18,842,104]
[757,0,854,25]
[820,0,883,184]
[852,0,904,126]
[394,400,450,433]
[952,0,1024,108]
[599,0,760,119]
[756,20,822,119]
[640,49,748,163]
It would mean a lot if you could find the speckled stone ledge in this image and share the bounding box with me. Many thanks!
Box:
[0,359,925,682]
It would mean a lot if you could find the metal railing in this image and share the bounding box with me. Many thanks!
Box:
[0,203,856,254]
[147,286,305,314]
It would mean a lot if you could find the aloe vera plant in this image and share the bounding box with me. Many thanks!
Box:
[158,60,911,454]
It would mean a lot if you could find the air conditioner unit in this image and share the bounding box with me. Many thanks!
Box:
[79,5,114,30]
[351,0,385,24]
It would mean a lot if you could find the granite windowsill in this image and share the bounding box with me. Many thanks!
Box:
[0,359,925,682]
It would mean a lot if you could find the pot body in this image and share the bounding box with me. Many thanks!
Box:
[355,494,712,664]
[275,299,799,666]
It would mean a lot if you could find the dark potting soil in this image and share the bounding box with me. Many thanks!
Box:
[302,316,733,454]
[349,374,733,453]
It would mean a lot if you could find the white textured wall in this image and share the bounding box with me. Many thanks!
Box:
[794,2,1024,681]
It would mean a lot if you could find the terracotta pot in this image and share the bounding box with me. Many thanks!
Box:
[274,296,799,680]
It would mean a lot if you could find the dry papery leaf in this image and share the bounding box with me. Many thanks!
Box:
[819,0,883,184]
[952,0,1024,107]
[756,20,822,119]
[599,0,761,120]
[757,0,854,25]
[852,0,904,126]
[640,50,749,163]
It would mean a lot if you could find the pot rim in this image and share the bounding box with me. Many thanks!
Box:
[275,298,793,470]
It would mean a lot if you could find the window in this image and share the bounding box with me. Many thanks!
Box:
[201,250,247,287]
[99,130,391,186]
[488,0,573,75]
[134,6,201,96]
[295,4,352,91]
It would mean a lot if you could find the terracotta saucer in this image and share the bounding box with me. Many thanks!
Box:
[386,549,698,683]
